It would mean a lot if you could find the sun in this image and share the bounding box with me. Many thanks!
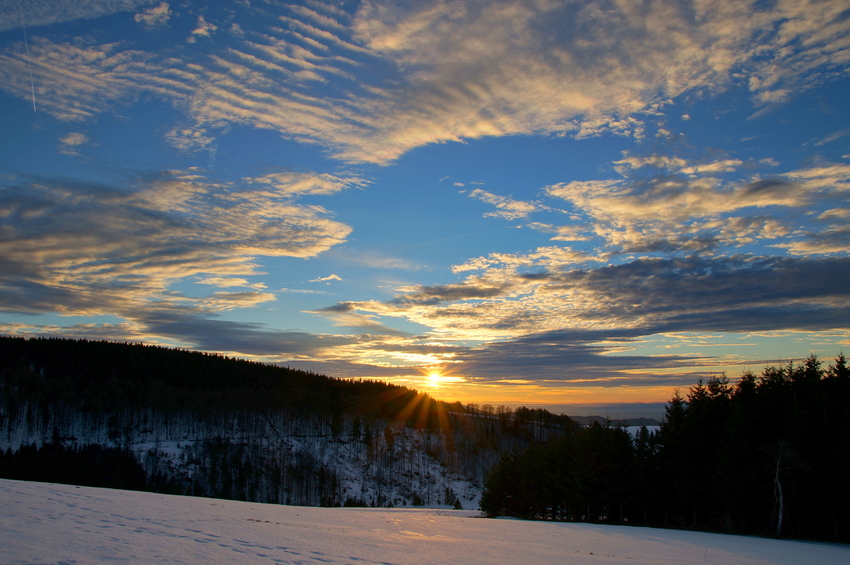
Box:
[421,366,464,389]
[427,369,444,387]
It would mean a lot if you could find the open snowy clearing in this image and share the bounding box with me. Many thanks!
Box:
[2,479,848,565]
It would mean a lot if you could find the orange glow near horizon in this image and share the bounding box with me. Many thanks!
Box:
[369,369,680,411]
[430,382,679,407]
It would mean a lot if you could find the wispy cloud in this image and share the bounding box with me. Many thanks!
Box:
[0,0,157,32]
[815,128,850,146]
[320,254,850,345]
[310,274,343,283]
[250,173,366,195]
[134,2,170,29]
[307,303,411,337]
[3,1,848,163]
[467,188,538,220]
[57,132,89,155]
[539,160,850,256]
[196,277,267,290]
[0,170,353,316]
[187,15,217,43]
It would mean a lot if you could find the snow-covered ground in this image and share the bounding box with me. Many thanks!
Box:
[2,479,848,564]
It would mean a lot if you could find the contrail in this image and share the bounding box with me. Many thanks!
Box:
[19,1,36,112]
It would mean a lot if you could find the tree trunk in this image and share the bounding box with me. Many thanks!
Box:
[775,455,784,537]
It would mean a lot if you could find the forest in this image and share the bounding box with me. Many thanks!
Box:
[0,336,570,508]
[480,354,850,542]
[3,336,848,542]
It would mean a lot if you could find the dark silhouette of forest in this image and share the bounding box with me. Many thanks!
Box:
[3,336,848,542]
[480,354,850,542]
[0,336,459,423]
[0,336,569,507]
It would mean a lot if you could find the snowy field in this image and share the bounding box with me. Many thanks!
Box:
[2,479,848,565]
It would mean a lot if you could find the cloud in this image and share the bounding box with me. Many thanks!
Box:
[321,253,850,345]
[545,175,806,225]
[196,277,267,290]
[0,40,171,122]
[329,250,423,271]
[310,274,343,283]
[467,188,538,220]
[0,170,352,316]
[3,1,848,163]
[815,127,850,146]
[135,2,170,29]
[613,155,689,174]
[188,15,217,42]
[526,223,593,242]
[308,303,411,336]
[452,246,601,273]
[539,160,850,256]
[250,173,366,196]
[0,0,157,32]
[290,250,850,380]
[774,225,850,256]
[126,307,357,358]
[0,307,360,361]
[280,288,327,295]
[57,132,88,155]
[680,159,743,175]
[454,328,705,384]
[198,291,277,311]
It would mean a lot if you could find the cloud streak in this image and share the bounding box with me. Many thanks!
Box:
[325,254,850,344]
[0,0,157,32]
[0,170,355,316]
[2,1,848,162]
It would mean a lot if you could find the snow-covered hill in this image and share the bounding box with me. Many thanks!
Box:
[2,403,528,509]
[2,479,848,565]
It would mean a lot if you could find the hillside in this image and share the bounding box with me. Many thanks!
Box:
[0,336,572,509]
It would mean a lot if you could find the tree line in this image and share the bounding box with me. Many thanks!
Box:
[0,336,572,508]
[480,354,850,542]
[0,336,486,431]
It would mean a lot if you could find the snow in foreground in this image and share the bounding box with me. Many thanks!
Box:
[2,479,848,565]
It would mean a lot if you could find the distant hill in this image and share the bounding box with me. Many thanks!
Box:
[568,415,661,427]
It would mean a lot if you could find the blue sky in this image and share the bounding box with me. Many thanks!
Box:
[1,0,849,414]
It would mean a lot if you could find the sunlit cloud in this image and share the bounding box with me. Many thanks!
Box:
[320,253,850,347]
[310,274,343,283]
[199,291,277,311]
[196,276,267,290]
[329,250,424,271]
[250,172,367,195]
[134,2,170,29]
[57,132,89,155]
[467,188,538,220]
[0,0,157,32]
[2,1,848,163]
[187,16,217,43]
[0,170,353,316]
[538,159,850,256]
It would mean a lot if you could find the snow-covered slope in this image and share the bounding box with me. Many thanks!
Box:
[1,404,505,509]
[2,479,848,565]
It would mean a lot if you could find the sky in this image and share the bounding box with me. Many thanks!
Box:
[1,0,849,413]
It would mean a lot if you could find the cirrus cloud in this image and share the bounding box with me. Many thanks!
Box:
[2,1,848,163]
[0,170,354,316]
